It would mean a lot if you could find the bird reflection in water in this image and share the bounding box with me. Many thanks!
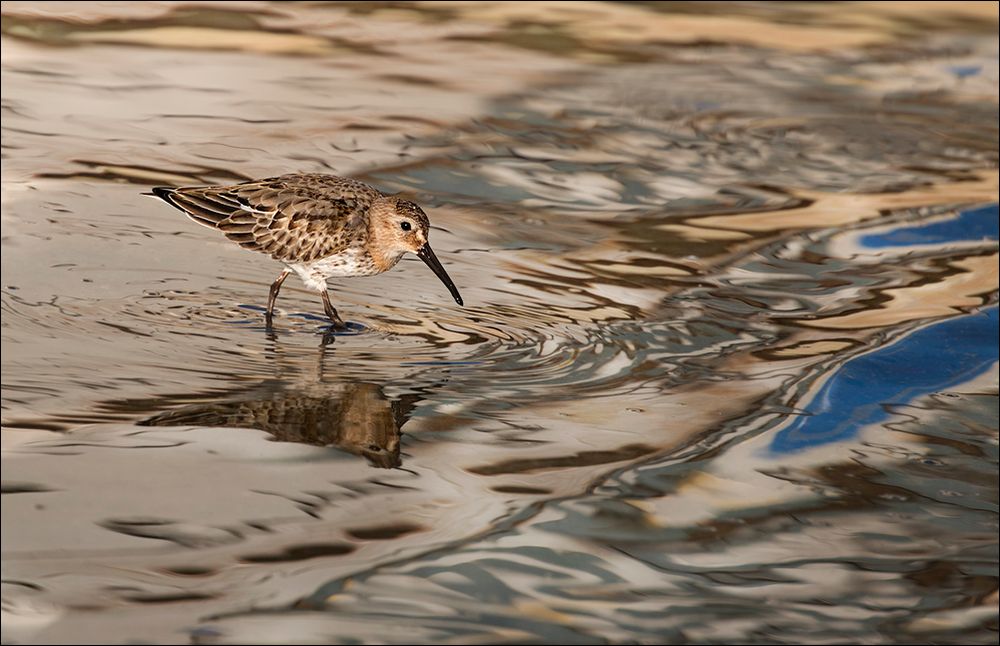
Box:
[142,381,418,468]
[139,332,423,468]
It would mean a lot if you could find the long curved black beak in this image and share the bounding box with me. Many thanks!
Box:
[416,244,463,306]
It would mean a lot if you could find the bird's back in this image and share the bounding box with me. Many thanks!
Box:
[152,174,383,263]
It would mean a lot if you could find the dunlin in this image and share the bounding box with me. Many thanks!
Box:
[150,174,463,328]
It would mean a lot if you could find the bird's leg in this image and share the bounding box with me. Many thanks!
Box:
[266,270,291,326]
[321,290,347,329]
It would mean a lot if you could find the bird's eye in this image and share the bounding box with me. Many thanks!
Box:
[400,221,412,232]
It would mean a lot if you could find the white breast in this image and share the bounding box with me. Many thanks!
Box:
[287,249,380,292]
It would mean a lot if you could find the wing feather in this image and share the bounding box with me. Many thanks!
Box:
[151,174,382,262]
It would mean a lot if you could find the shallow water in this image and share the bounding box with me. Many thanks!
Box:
[2,2,998,644]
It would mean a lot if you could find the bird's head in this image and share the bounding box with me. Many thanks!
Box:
[370,197,463,306]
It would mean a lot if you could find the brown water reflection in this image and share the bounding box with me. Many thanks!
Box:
[141,380,410,469]
[2,2,998,644]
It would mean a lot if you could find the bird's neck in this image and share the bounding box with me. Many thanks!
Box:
[367,245,405,273]
[363,230,403,273]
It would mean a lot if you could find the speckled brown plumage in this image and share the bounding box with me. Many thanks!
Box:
[154,174,385,263]
[149,173,462,328]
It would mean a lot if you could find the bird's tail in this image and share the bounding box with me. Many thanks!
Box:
[146,186,228,229]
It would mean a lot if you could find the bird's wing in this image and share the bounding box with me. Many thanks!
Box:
[153,175,381,263]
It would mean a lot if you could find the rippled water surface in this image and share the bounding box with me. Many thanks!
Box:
[2,2,998,644]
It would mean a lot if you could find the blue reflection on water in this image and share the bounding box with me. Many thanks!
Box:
[860,203,998,248]
[772,203,999,454]
[771,305,998,453]
[950,64,983,79]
